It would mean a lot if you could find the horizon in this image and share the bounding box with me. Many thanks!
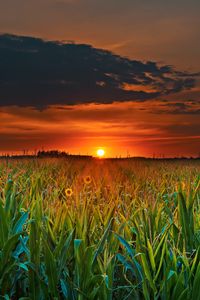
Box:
[1,148,200,159]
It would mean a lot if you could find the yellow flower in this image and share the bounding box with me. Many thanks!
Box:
[65,188,73,197]
[84,176,92,185]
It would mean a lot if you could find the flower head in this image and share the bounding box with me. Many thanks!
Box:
[84,176,92,185]
[65,188,73,197]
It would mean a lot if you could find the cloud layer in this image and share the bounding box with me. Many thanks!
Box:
[1,102,200,156]
[0,34,198,109]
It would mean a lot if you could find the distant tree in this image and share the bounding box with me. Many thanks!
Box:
[37,150,69,158]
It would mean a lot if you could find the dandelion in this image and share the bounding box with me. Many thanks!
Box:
[84,176,92,185]
[65,188,73,197]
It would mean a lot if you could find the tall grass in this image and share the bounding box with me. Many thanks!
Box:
[0,158,199,299]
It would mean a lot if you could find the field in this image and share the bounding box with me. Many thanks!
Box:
[0,157,200,300]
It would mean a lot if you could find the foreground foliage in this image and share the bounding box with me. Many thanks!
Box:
[0,158,200,299]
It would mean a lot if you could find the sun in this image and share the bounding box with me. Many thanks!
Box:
[97,148,105,157]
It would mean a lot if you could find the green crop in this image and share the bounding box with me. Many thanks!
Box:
[0,158,199,299]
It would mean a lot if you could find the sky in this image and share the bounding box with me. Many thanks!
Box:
[0,0,200,157]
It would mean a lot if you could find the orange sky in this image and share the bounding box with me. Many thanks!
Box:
[1,93,200,157]
[0,0,200,71]
[0,0,200,157]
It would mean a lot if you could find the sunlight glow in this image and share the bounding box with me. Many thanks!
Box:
[97,148,105,157]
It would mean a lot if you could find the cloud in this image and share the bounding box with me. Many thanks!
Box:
[152,100,200,115]
[1,102,200,156]
[0,33,198,109]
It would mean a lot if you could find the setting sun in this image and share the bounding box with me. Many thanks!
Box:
[97,148,105,157]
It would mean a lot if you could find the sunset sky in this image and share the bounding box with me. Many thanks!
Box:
[0,0,200,157]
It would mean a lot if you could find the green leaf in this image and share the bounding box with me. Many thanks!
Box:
[43,240,58,297]
[92,218,113,266]
[115,233,135,259]
[147,239,156,272]
[13,211,29,234]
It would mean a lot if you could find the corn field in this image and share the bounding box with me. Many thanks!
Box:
[0,158,200,299]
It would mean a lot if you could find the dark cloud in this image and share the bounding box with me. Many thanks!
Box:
[0,34,198,109]
[154,100,200,115]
